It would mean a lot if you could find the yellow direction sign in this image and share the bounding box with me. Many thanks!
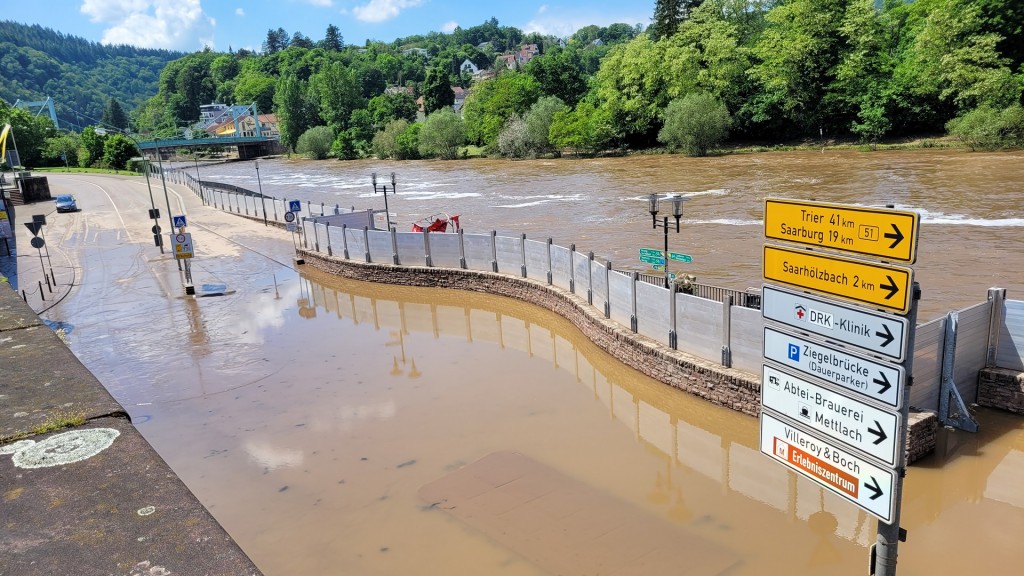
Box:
[764,199,919,263]
[763,244,913,313]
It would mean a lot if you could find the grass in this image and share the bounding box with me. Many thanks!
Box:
[0,408,87,444]
[30,167,142,176]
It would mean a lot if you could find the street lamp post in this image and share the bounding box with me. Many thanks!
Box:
[96,127,163,253]
[255,160,268,226]
[648,193,686,289]
[371,172,396,231]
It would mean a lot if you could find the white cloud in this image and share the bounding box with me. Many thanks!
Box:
[298,0,333,6]
[352,0,423,23]
[441,21,458,33]
[80,0,215,50]
[235,7,244,16]
[538,4,548,14]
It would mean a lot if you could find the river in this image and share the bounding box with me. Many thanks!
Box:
[196,149,1024,321]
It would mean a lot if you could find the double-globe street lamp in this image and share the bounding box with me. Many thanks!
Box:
[648,193,687,289]
[371,172,396,231]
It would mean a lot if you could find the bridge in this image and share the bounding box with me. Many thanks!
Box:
[136,135,279,160]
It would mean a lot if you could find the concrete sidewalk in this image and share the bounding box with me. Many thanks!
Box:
[0,280,262,574]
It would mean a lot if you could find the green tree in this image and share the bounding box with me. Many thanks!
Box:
[296,125,335,159]
[367,93,418,127]
[461,72,542,149]
[322,24,344,51]
[422,65,454,114]
[263,28,289,54]
[946,104,1024,150]
[658,92,731,156]
[78,126,107,167]
[101,98,130,131]
[418,108,466,159]
[372,119,409,159]
[210,54,241,85]
[274,74,320,151]
[233,74,276,114]
[593,35,669,144]
[102,133,136,169]
[651,0,684,40]
[310,62,363,131]
[548,102,616,156]
[42,132,81,167]
[525,48,588,106]
[0,106,57,167]
[497,115,531,158]
[524,96,567,155]
[395,122,421,160]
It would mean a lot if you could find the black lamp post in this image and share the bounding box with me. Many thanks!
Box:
[648,193,686,289]
[371,172,396,231]
[255,160,267,226]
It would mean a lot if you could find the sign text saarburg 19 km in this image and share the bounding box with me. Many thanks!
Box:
[763,244,913,314]
[764,199,919,263]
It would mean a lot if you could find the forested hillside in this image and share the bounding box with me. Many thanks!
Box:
[0,21,182,129]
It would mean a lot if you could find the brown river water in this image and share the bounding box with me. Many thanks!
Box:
[32,151,1024,575]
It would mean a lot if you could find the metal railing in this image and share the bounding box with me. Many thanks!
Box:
[635,272,761,309]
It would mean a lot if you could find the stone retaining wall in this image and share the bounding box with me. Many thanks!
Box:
[299,249,938,463]
[978,367,1024,414]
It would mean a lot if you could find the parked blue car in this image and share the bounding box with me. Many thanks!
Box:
[55,195,78,213]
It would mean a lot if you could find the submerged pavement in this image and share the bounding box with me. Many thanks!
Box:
[0,182,263,575]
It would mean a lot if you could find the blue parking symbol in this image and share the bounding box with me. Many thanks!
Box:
[787,344,800,362]
[288,200,302,213]
[173,215,187,228]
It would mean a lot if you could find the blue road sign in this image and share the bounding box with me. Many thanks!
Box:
[173,215,187,228]
[288,200,302,213]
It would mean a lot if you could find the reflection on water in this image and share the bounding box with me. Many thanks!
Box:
[126,267,1024,576]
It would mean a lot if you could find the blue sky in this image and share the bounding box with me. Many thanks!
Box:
[5,0,652,52]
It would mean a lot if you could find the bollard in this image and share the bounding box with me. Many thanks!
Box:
[38,280,45,301]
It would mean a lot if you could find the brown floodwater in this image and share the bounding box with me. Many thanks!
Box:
[27,152,1024,576]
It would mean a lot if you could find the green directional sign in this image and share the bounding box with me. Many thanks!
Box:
[640,248,664,258]
[652,264,665,271]
[640,255,665,265]
[669,252,692,263]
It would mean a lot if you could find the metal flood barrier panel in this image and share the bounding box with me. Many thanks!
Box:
[909,318,944,410]
[996,300,1024,370]
[729,306,764,375]
[635,281,670,342]
[676,294,723,363]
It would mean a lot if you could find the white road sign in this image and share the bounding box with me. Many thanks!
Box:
[761,364,900,466]
[760,411,897,524]
[762,284,909,361]
[763,326,904,409]
[171,232,194,260]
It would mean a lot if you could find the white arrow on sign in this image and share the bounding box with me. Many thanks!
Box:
[762,326,905,409]
[761,364,900,466]
[761,284,909,361]
[760,411,896,524]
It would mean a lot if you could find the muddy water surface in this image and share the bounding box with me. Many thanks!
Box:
[40,154,1024,576]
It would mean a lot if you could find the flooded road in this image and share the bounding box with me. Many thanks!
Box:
[14,156,1024,576]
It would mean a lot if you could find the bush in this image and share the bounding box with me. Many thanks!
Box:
[372,119,408,159]
[496,115,531,158]
[524,96,567,156]
[418,108,466,159]
[296,126,335,159]
[658,93,731,157]
[946,105,1024,150]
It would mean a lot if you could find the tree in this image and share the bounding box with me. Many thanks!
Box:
[372,119,409,159]
[651,0,684,40]
[418,108,466,159]
[461,72,542,149]
[946,104,1024,150]
[548,102,616,156]
[497,115,531,158]
[310,62,363,131]
[233,74,276,114]
[101,98,130,131]
[0,106,57,168]
[422,65,454,114]
[395,122,421,160]
[367,93,418,127]
[524,96,567,155]
[42,132,81,167]
[263,28,289,54]
[296,126,335,159]
[525,48,588,106]
[658,92,731,156]
[210,54,240,85]
[102,133,136,169]
[322,24,344,51]
[593,35,669,144]
[78,126,107,167]
[274,74,320,151]
[291,32,314,49]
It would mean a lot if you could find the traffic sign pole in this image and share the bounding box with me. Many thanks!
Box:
[873,283,919,576]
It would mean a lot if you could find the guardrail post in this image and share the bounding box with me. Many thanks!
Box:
[587,252,594,305]
[363,226,371,262]
[245,195,250,215]
[313,222,320,252]
[391,228,400,265]
[546,238,553,284]
[630,272,638,332]
[721,294,733,368]
[520,233,528,278]
[320,202,325,216]
[341,224,350,259]
[490,230,498,272]
[272,197,278,221]
[569,244,576,294]
[669,283,678,350]
[986,287,1007,367]
[458,228,467,269]
[604,261,611,318]
[424,230,432,267]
